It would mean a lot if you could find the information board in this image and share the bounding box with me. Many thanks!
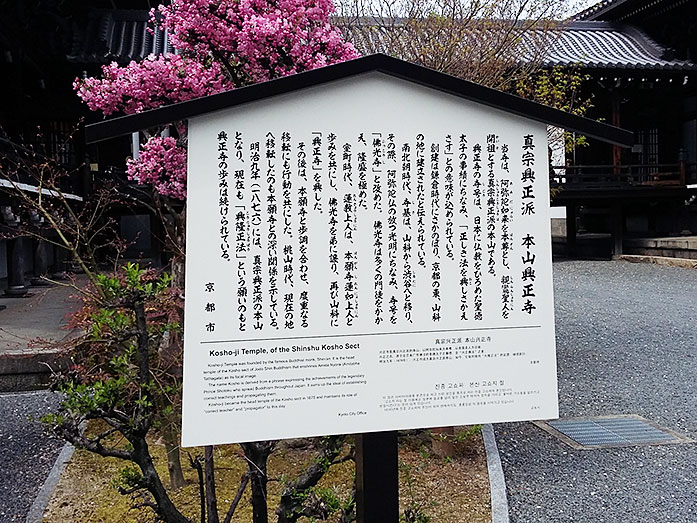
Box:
[182,72,558,446]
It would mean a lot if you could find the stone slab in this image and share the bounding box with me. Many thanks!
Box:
[0,279,82,390]
[617,254,697,269]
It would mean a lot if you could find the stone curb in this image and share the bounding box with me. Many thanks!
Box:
[482,424,510,523]
[616,254,697,269]
[0,353,71,392]
[25,441,75,523]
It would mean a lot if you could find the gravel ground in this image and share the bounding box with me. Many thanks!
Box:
[495,260,697,523]
[0,391,64,522]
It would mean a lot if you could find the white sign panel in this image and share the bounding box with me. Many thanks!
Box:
[182,73,558,446]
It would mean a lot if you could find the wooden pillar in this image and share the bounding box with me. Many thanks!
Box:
[52,244,69,279]
[566,204,577,258]
[4,236,28,297]
[0,239,5,307]
[31,238,52,286]
[610,87,624,253]
[611,89,622,174]
[150,213,163,267]
[356,431,399,522]
[611,204,624,257]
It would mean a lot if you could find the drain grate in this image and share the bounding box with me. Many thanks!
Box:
[534,415,693,450]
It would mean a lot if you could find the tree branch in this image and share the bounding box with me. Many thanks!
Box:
[223,473,250,523]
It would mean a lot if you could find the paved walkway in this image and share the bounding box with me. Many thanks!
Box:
[0,282,83,520]
[496,260,697,522]
[2,262,696,521]
[0,390,64,522]
[0,281,81,356]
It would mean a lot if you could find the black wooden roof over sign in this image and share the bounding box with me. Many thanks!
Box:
[85,53,634,146]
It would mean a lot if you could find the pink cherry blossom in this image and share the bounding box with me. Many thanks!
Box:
[155,0,359,82]
[126,137,188,200]
[74,54,231,116]
[76,1,360,199]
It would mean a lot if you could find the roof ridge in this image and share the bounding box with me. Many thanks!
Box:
[566,20,620,29]
[85,53,633,147]
[573,0,629,21]
[86,8,152,22]
[543,20,697,70]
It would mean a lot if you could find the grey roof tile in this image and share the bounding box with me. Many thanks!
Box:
[535,21,697,70]
[68,10,696,72]
[68,9,174,64]
[574,0,628,21]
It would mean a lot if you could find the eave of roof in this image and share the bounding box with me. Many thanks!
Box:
[85,54,633,147]
[574,0,630,21]
[68,9,174,65]
[69,8,697,73]
[0,179,83,201]
[538,21,697,71]
[574,0,690,22]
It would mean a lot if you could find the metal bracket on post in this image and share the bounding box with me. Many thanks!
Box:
[355,430,399,523]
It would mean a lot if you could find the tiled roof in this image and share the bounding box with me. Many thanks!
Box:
[573,0,695,24]
[85,53,634,146]
[67,10,696,72]
[574,0,628,21]
[535,21,697,70]
[343,18,696,72]
[68,9,174,64]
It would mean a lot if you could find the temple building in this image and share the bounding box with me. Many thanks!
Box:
[549,0,697,256]
[1,0,696,296]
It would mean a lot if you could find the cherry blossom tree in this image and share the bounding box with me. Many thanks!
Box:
[75,0,359,291]
[75,0,359,202]
[73,1,358,519]
[75,55,231,117]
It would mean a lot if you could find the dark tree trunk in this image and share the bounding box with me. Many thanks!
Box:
[223,474,249,523]
[241,441,275,523]
[132,437,191,523]
[161,237,186,488]
[164,423,186,489]
[205,446,220,523]
[276,435,346,523]
[131,299,189,522]
[134,300,150,390]
[189,453,206,523]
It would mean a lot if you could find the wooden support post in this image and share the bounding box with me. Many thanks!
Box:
[150,213,163,267]
[612,204,623,257]
[52,244,68,279]
[356,431,399,523]
[4,236,28,297]
[611,89,622,175]
[31,239,52,286]
[566,205,577,258]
